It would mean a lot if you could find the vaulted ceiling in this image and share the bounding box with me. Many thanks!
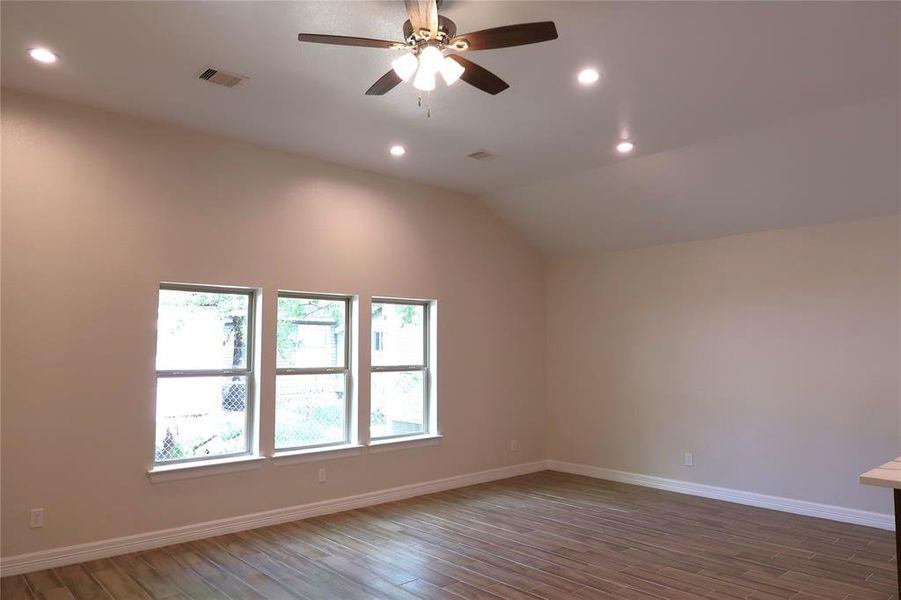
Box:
[2,1,898,255]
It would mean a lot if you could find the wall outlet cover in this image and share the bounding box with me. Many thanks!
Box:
[29,508,45,529]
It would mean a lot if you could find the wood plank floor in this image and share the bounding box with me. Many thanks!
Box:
[2,471,896,599]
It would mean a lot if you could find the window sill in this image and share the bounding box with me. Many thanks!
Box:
[148,455,265,483]
[368,434,443,454]
[272,444,364,465]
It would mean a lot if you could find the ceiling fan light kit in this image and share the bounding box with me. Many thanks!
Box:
[297,0,558,105]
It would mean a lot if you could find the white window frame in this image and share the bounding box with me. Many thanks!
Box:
[153,283,258,467]
[275,291,353,452]
[370,298,433,442]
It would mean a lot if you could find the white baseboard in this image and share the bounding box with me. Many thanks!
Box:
[4,459,891,577]
[546,460,894,531]
[0,461,546,577]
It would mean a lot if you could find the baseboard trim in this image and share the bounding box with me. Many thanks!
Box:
[0,460,546,577]
[546,460,894,531]
[5,459,890,576]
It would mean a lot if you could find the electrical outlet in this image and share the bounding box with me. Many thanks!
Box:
[510,439,519,452]
[29,508,44,529]
[317,467,327,483]
[684,452,694,467]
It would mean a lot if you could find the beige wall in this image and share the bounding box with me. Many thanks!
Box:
[547,216,900,513]
[2,87,899,560]
[0,90,547,557]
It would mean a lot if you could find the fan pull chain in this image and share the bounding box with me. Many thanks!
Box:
[415,93,432,118]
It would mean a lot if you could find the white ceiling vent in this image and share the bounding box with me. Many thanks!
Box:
[467,150,496,161]
[198,68,248,88]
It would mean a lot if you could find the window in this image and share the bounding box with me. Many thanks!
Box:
[370,299,432,440]
[276,293,351,451]
[154,285,256,465]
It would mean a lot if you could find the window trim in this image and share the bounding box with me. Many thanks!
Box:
[275,290,353,452]
[370,297,432,442]
[368,433,443,453]
[149,455,266,483]
[154,283,258,468]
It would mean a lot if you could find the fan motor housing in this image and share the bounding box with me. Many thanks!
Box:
[403,15,457,43]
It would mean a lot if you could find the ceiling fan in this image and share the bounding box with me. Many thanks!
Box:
[297,0,558,96]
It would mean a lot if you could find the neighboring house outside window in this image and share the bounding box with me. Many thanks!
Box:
[370,299,434,440]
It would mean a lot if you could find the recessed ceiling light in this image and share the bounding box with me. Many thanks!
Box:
[28,48,58,64]
[577,68,600,85]
[616,141,635,154]
[390,145,406,157]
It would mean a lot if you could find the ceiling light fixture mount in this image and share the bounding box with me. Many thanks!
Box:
[27,47,58,64]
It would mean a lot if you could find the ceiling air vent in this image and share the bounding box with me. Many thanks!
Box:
[198,68,248,88]
[467,150,496,161]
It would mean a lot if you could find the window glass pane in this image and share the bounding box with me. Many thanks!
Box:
[277,297,346,369]
[370,371,425,438]
[156,289,249,371]
[155,376,248,461]
[371,302,424,367]
[275,373,346,449]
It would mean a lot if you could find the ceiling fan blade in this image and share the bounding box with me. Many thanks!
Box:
[447,55,509,95]
[297,33,404,49]
[365,70,403,95]
[450,22,558,51]
[405,0,438,39]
